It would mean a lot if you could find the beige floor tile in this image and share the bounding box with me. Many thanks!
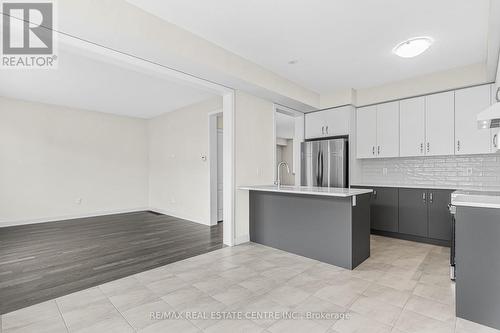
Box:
[1,300,63,331]
[56,287,107,314]
[238,275,279,295]
[394,309,455,333]
[266,285,311,307]
[192,276,234,295]
[293,295,346,328]
[211,284,254,306]
[161,286,208,309]
[349,295,403,326]
[455,318,500,333]
[121,300,174,330]
[218,266,259,283]
[59,298,120,332]
[145,275,189,296]
[72,313,133,333]
[332,311,392,333]
[204,319,264,333]
[404,295,455,323]
[314,285,362,308]
[268,319,328,333]
[107,286,160,312]
[413,283,455,305]
[138,319,200,333]
[236,295,290,328]
[362,283,412,308]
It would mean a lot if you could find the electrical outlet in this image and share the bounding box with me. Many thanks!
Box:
[382,167,388,176]
[75,198,82,205]
[466,167,473,176]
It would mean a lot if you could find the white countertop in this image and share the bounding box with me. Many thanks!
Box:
[351,183,460,190]
[238,185,373,197]
[451,190,500,209]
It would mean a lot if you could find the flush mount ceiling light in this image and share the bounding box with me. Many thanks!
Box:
[393,37,434,58]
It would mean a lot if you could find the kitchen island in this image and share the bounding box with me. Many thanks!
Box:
[239,185,373,269]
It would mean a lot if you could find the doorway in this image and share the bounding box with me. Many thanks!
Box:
[209,111,224,226]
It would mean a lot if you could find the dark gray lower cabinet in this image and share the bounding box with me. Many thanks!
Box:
[371,187,398,232]
[428,189,453,241]
[352,185,453,245]
[399,188,428,237]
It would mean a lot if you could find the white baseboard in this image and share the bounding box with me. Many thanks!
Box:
[0,207,149,228]
[234,234,250,245]
[148,207,210,226]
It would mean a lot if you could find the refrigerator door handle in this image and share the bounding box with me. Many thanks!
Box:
[320,151,324,185]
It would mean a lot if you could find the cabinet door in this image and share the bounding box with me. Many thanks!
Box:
[371,187,399,232]
[323,106,350,137]
[426,91,455,156]
[455,85,491,155]
[428,189,453,241]
[399,188,428,237]
[376,101,400,158]
[305,111,325,139]
[356,106,377,158]
[400,97,425,157]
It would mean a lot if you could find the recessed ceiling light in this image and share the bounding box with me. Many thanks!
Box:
[288,59,298,65]
[393,37,433,58]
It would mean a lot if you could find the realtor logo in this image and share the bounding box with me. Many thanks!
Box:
[1,1,57,68]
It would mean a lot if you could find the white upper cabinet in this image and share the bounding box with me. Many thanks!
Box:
[400,97,425,157]
[304,111,325,139]
[356,106,377,158]
[455,85,491,155]
[426,91,455,156]
[376,101,400,158]
[356,102,399,159]
[305,106,350,139]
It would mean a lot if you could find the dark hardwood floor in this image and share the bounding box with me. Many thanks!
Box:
[0,211,223,314]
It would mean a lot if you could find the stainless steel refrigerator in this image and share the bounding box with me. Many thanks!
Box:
[301,138,348,188]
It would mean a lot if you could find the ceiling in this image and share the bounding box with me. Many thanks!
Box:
[0,47,216,119]
[127,0,492,94]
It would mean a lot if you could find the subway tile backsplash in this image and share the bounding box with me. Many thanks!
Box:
[359,154,500,190]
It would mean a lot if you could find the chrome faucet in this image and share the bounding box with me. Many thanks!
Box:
[276,161,290,188]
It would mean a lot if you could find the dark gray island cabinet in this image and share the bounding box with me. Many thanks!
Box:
[240,185,373,270]
[452,190,500,331]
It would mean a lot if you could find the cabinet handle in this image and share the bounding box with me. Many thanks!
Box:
[457,140,461,152]
[373,190,377,199]
[494,134,498,149]
[326,126,329,134]
[372,146,375,155]
[377,146,381,155]
[322,126,325,135]
[427,142,430,153]
[420,143,423,154]
[422,192,426,204]
[429,192,433,204]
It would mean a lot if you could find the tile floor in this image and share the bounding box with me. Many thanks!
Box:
[1,235,499,333]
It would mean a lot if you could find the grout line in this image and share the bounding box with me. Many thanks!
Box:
[54,299,70,333]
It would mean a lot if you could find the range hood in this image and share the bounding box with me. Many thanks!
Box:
[477,87,500,129]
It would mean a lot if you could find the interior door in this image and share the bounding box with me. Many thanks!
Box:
[400,97,425,157]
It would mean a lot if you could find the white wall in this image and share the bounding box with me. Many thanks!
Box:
[0,97,149,226]
[148,97,222,225]
[234,91,275,243]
